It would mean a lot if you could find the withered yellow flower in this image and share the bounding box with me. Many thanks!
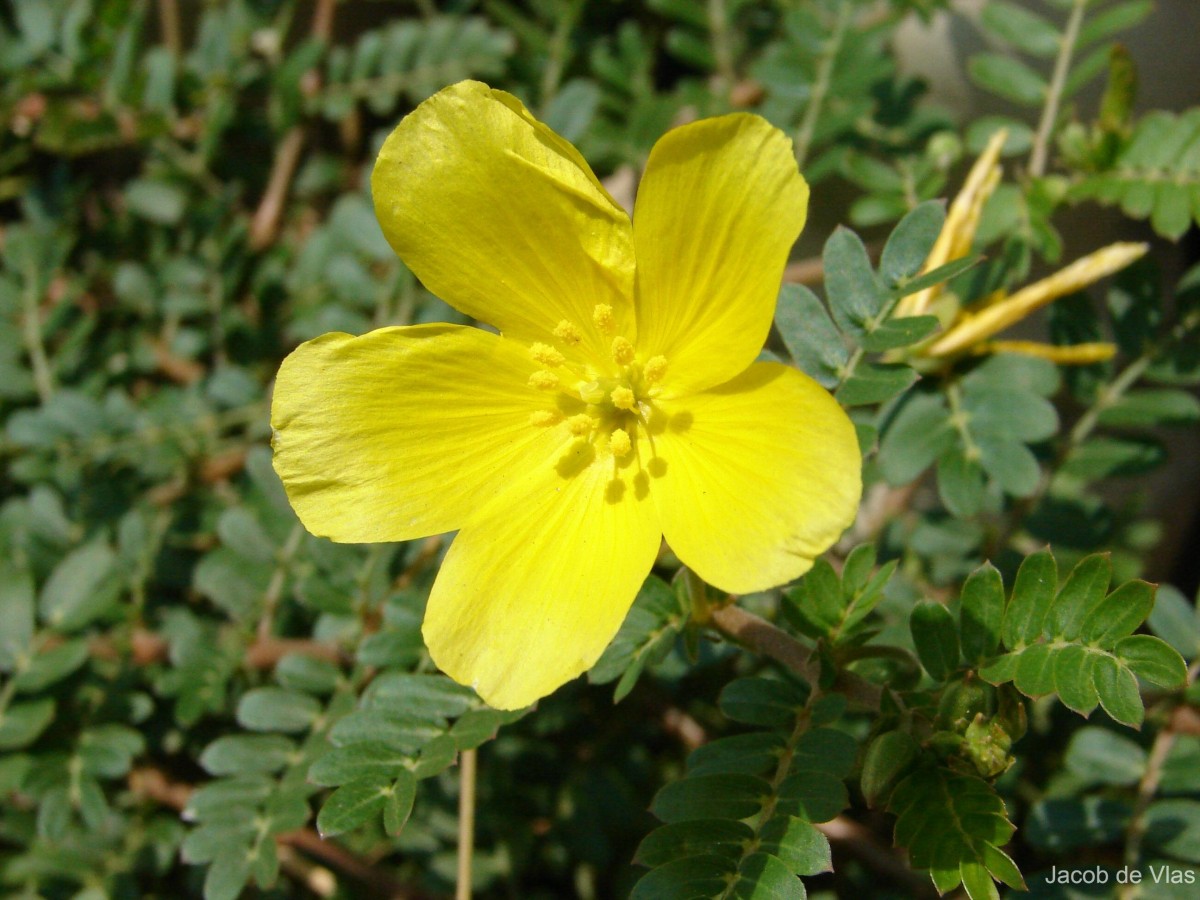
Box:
[898,129,1145,365]
[271,82,861,710]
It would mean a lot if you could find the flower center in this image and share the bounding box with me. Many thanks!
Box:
[525,306,670,487]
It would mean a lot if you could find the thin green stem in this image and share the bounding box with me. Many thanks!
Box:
[946,381,980,461]
[707,0,736,97]
[794,0,851,169]
[539,0,583,113]
[717,698,815,900]
[1029,0,1088,177]
[996,309,1198,551]
[1119,659,1200,897]
[256,523,306,641]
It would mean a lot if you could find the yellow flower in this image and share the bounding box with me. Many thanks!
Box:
[897,129,1144,366]
[270,81,861,710]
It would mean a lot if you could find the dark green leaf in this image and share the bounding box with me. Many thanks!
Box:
[315,774,392,837]
[759,815,832,876]
[1092,654,1143,728]
[1098,389,1200,426]
[651,774,770,823]
[976,437,1041,497]
[1065,727,1147,786]
[732,852,806,899]
[1081,579,1154,643]
[201,735,297,776]
[937,446,986,518]
[969,54,1048,106]
[880,201,946,286]
[775,284,847,388]
[630,854,735,900]
[1013,644,1056,697]
[894,256,982,298]
[1115,634,1188,688]
[38,539,119,631]
[861,315,940,352]
[980,2,1061,57]
[634,820,752,867]
[1002,550,1058,648]
[1044,554,1111,641]
[861,730,920,807]
[960,563,1004,663]
[911,601,960,681]
[879,393,954,485]
[836,362,918,406]
[777,771,848,823]
[687,732,784,777]
[309,740,413,787]
[718,678,807,727]
[1148,585,1200,659]
[1053,645,1099,714]
[236,688,322,734]
[0,564,35,672]
[824,227,885,335]
[0,698,56,750]
[383,770,416,835]
[1144,800,1200,863]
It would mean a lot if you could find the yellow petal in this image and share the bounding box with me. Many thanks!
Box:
[271,324,562,542]
[927,242,1148,357]
[423,457,661,710]
[895,128,1006,319]
[650,363,861,594]
[978,340,1118,364]
[633,115,809,397]
[372,81,634,367]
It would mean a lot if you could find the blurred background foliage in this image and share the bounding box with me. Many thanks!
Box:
[1,0,1199,898]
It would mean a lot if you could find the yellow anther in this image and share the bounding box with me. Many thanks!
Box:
[593,303,615,334]
[568,414,594,436]
[577,380,606,405]
[610,386,636,410]
[643,355,668,384]
[528,370,559,391]
[554,320,582,345]
[609,428,632,458]
[611,336,635,366]
[530,342,565,367]
[529,410,562,427]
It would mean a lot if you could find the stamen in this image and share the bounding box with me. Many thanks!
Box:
[530,342,565,367]
[529,410,562,427]
[593,304,615,335]
[610,386,636,410]
[529,370,559,391]
[568,414,594,436]
[609,428,632,458]
[610,336,635,366]
[554,320,582,345]
[643,356,668,384]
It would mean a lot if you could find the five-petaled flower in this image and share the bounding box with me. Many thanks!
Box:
[271,81,861,710]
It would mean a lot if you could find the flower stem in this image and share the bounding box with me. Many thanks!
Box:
[1029,0,1088,177]
[456,747,478,900]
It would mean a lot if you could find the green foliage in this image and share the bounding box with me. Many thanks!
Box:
[1070,109,1200,239]
[2,0,1199,897]
[889,764,1023,898]
[633,682,846,898]
[973,552,1186,727]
